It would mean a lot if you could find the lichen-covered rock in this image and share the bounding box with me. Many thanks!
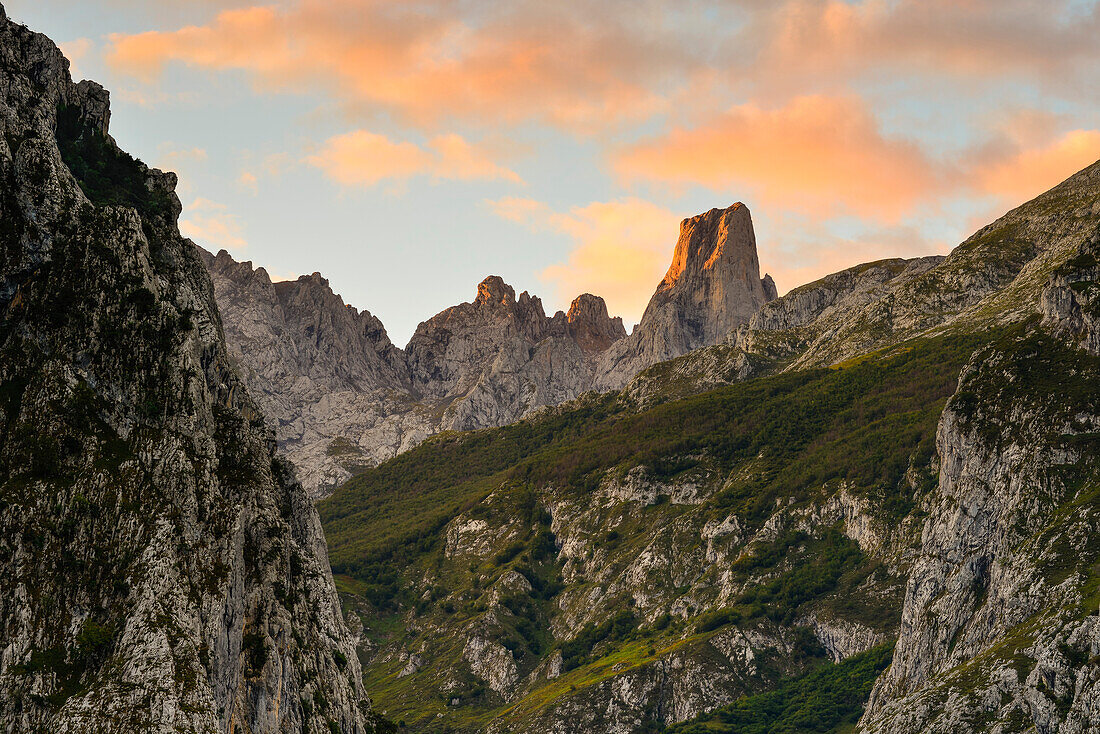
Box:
[0,8,375,732]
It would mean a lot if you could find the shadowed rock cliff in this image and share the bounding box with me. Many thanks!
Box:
[0,7,377,731]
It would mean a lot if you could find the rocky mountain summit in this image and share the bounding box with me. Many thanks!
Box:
[202,203,774,495]
[594,203,771,389]
[0,7,377,732]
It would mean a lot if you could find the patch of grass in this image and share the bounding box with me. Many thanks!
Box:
[663,643,894,734]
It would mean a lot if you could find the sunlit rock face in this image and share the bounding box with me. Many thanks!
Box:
[594,203,774,390]
[0,5,376,732]
[202,203,774,495]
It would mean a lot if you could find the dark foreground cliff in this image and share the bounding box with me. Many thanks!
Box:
[0,7,378,732]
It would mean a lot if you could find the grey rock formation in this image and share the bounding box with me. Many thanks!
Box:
[594,203,773,390]
[202,202,772,495]
[203,259,630,493]
[0,9,375,732]
[198,247,418,491]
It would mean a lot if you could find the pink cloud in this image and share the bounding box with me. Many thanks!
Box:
[614,95,943,223]
[306,130,521,187]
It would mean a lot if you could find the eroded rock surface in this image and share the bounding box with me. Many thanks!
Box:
[0,8,375,731]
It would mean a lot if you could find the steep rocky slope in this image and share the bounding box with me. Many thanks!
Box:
[594,202,771,389]
[200,247,424,493]
[858,226,1100,733]
[202,203,773,495]
[319,161,1100,733]
[0,8,378,732]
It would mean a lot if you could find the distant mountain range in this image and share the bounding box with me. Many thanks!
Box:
[200,203,775,495]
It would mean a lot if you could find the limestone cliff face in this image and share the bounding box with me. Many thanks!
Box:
[857,227,1100,734]
[0,8,374,732]
[203,204,770,495]
[594,204,773,390]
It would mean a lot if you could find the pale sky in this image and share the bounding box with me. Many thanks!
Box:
[11,0,1100,345]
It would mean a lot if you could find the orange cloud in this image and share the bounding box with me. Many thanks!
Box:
[615,95,943,222]
[179,197,248,253]
[104,1,688,133]
[489,196,684,324]
[971,129,1100,205]
[306,130,520,187]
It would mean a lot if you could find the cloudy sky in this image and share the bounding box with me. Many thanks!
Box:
[10,0,1100,344]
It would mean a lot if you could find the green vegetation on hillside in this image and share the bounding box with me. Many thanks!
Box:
[664,643,894,734]
[55,104,171,217]
[320,331,986,596]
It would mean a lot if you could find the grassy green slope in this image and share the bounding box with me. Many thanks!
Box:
[321,330,983,589]
[318,330,994,731]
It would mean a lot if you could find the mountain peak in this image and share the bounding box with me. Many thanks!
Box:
[659,203,752,293]
[642,201,765,344]
[566,293,627,353]
[475,275,516,305]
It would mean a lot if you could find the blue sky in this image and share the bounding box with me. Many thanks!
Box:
[10,0,1100,344]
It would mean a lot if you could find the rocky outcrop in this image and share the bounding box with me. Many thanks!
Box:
[594,203,774,389]
[202,203,772,495]
[858,216,1100,734]
[561,293,626,354]
[0,9,374,732]
[1040,227,1100,355]
[404,276,619,433]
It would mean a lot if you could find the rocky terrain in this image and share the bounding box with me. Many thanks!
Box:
[0,7,380,732]
[4,3,1100,732]
[203,203,775,495]
[318,160,1100,733]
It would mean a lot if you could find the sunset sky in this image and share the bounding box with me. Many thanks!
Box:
[11,0,1100,344]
